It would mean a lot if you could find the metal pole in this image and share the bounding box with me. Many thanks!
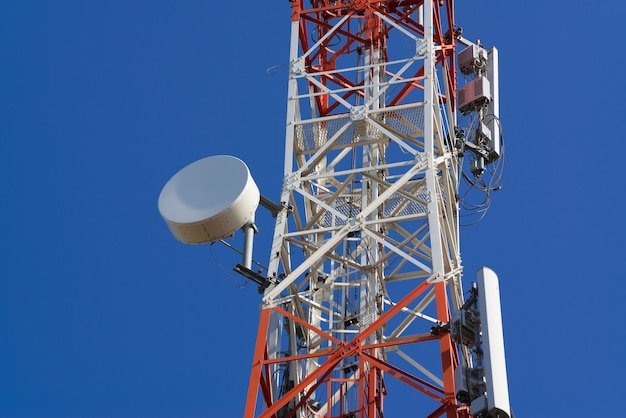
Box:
[242,220,256,270]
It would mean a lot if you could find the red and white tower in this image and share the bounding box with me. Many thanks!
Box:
[243,1,506,417]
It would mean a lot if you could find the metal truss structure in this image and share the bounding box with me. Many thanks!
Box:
[246,1,471,416]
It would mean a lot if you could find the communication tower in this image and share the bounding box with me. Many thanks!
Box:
[242,1,507,417]
[159,1,510,417]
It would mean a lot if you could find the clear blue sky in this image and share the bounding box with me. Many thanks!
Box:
[1,1,624,417]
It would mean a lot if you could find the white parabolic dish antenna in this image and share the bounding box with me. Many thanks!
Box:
[158,155,260,244]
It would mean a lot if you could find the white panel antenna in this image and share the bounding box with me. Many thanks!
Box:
[477,267,511,418]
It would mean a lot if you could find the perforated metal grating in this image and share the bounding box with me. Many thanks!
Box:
[294,107,424,154]
[377,107,425,137]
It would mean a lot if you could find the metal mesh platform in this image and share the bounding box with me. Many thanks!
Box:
[295,107,425,154]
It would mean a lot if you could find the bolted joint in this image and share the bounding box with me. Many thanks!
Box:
[354,0,368,11]
[284,172,300,191]
[350,105,366,121]
[290,57,305,74]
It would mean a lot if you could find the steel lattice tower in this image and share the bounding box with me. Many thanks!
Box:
[246,1,471,416]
